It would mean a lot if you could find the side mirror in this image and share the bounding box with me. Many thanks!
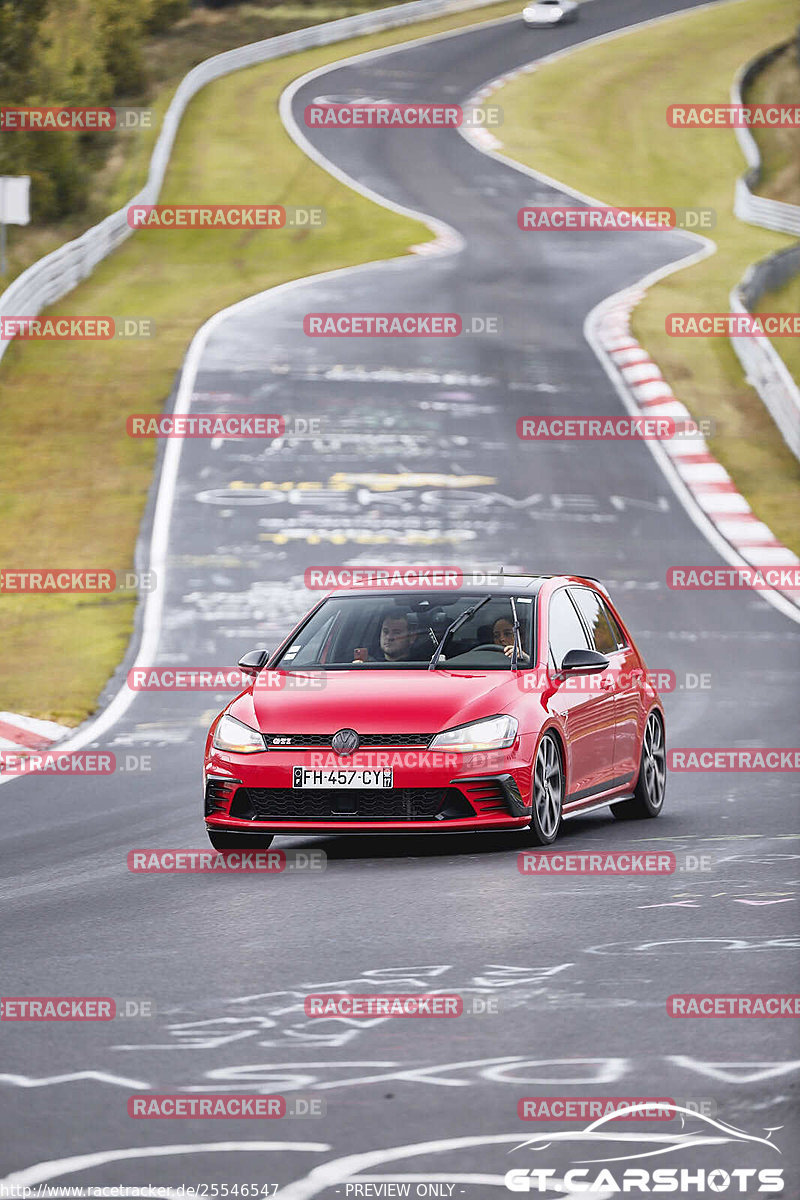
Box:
[238,648,270,677]
[560,648,609,674]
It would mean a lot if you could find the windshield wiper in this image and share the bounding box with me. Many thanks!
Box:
[510,595,520,671]
[428,595,492,670]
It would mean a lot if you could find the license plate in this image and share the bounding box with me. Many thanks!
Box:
[293,767,393,789]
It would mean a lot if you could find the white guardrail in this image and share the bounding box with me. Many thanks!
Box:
[0,0,509,366]
[729,40,800,461]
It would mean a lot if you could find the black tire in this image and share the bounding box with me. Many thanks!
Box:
[207,831,275,850]
[611,710,666,821]
[527,731,564,845]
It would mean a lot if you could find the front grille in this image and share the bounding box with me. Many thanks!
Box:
[231,786,474,822]
[262,733,432,749]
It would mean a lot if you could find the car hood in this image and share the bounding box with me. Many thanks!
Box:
[233,669,521,736]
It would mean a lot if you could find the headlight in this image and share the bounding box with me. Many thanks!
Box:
[429,715,518,753]
[212,714,265,754]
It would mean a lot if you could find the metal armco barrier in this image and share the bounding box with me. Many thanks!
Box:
[729,40,800,462]
[0,0,508,366]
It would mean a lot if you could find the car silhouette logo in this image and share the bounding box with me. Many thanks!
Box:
[331,728,360,756]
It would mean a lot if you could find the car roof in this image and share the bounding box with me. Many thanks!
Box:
[329,574,608,599]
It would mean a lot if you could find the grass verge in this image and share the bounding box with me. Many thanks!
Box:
[748,39,800,386]
[0,0,522,725]
[483,0,800,557]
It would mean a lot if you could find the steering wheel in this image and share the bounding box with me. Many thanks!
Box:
[470,643,508,653]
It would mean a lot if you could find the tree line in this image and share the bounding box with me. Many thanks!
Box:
[0,0,188,222]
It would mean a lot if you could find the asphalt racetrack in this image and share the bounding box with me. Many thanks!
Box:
[2,0,799,1194]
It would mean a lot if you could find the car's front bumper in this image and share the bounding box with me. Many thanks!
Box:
[204,745,533,835]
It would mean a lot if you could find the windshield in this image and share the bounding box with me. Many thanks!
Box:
[273,592,535,670]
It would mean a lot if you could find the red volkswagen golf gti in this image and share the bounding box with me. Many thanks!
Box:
[203,574,666,849]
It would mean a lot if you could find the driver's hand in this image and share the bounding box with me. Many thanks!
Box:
[503,644,530,662]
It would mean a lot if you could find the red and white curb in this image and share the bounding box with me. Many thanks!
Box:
[458,10,800,619]
[596,287,800,609]
[0,712,71,755]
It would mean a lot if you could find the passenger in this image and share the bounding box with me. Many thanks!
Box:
[492,616,531,664]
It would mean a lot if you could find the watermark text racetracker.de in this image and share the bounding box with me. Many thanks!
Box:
[0,317,153,340]
[127,668,325,691]
[0,569,155,593]
[303,993,499,1017]
[668,994,800,1017]
[126,1094,325,1118]
[0,106,153,129]
[518,668,711,694]
[303,313,500,336]
[517,415,711,440]
[0,997,154,1020]
[303,101,502,128]
[127,849,326,873]
[517,206,716,230]
[127,205,324,229]
[667,102,800,126]
[667,312,800,336]
[518,850,713,874]
[668,748,799,771]
[668,566,800,591]
[0,751,154,776]
[126,415,321,438]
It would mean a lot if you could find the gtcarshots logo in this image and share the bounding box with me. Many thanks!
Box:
[504,1168,784,1192]
[505,1103,783,1192]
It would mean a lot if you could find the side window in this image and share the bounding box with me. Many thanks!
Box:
[548,588,589,669]
[569,588,617,655]
[601,600,627,650]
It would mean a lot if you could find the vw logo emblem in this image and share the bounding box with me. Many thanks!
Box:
[331,728,360,757]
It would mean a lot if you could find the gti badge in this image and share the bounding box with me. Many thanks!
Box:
[331,728,360,756]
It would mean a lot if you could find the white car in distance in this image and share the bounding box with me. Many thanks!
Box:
[522,0,578,25]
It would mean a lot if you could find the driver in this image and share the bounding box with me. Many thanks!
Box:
[379,613,414,661]
[492,616,531,664]
[353,612,415,663]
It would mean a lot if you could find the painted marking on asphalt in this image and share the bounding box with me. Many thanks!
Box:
[0,1070,149,1090]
